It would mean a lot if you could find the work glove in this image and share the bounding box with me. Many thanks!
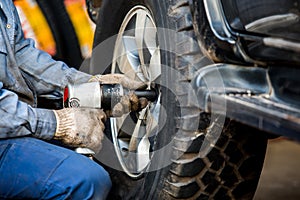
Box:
[53,108,106,154]
[89,74,148,117]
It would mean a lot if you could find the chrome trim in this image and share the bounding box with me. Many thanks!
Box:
[203,0,235,44]
[245,13,300,32]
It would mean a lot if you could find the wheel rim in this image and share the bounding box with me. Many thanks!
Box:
[110,6,161,178]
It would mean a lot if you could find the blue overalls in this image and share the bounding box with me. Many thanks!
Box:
[0,0,111,199]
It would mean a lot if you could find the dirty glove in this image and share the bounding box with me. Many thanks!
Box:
[89,74,146,90]
[89,74,148,117]
[53,108,106,154]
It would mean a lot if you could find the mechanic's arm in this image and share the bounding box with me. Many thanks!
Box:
[0,82,56,139]
[15,38,91,95]
[12,4,91,95]
[2,3,143,152]
[0,81,105,153]
[0,4,105,153]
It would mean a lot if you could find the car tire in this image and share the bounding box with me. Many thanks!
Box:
[36,0,83,69]
[93,0,268,199]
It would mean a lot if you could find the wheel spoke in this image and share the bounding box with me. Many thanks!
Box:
[115,113,131,132]
[144,19,157,55]
[118,139,129,157]
[146,100,160,136]
[149,47,161,82]
[135,10,147,66]
[137,135,151,171]
[137,100,161,171]
[122,36,139,70]
[135,11,152,82]
[114,37,136,79]
[121,36,147,82]
[128,107,148,152]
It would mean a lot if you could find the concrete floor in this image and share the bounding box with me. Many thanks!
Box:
[254,139,300,200]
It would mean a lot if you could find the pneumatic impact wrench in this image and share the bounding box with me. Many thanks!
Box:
[63,81,157,155]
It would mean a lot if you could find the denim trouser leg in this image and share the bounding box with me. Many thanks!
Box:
[0,137,111,199]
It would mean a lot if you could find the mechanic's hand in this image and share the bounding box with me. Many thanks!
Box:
[89,74,146,90]
[89,74,148,117]
[53,108,106,154]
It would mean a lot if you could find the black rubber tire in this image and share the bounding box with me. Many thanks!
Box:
[93,0,268,199]
[36,0,83,69]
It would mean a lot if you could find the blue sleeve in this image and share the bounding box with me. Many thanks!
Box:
[0,2,93,139]
[0,82,57,139]
[12,3,91,95]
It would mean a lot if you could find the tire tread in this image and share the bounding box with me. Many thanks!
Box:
[160,0,267,199]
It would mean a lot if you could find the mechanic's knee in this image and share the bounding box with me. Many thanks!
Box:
[47,152,112,200]
[80,161,112,199]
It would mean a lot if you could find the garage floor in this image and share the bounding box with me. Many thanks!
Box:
[254,139,300,200]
